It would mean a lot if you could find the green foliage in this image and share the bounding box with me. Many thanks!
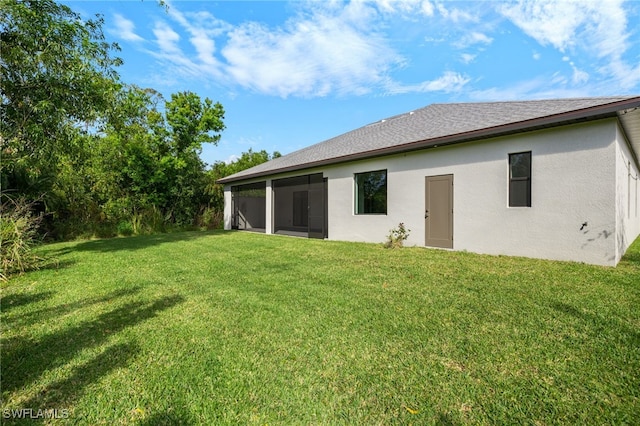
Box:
[384,222,410,248]
[91,87,168,225]
[91,87,227,233]
[212,148,281,178]
[18,84,225,239]
[0,197,43,280]
[0,0,121,196]
[116,221,134,237]
[131,207,166,235]
[196,206,224,230]
[166,91,225,154]
[205,148,281,220]
[1,1,229,240]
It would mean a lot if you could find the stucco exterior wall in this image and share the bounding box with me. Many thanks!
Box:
[223,118,636,266]
[323,119,619,266]
[615,125,640,263]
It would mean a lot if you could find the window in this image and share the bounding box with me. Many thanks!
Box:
[509,152,531,207]
[355,170,387,214]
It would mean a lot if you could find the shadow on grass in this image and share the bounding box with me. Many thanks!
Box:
[3,287,142,327]
[551,302,640,345]
[1,291,55,312]
[16,341,140,420]
[1,294,185,396]
[618,236,640,268]
[619,249,640,267]
[1,258,77,282]
[70,230,229,253]
[41,259,77,272]
[437,412,461,426]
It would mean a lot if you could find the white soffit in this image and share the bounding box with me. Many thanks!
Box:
[618,107,640,166]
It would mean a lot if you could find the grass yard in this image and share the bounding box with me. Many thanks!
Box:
[1,231,639,425]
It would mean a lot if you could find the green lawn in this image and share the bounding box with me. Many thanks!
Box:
[2,231,639,425]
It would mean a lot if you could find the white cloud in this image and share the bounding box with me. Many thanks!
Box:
[137,0,639,99]
[424,36,446,43]
[370,0,435,17]
[153,21,181,54]
[141,1,423,98]
[420,0,435,16]
[167,8,230,68]
[498,1,585,51]
[469,75,589,102]
[140,0,503,98]
[561,57,589,85]
[470,32,493,45]
[148,8,231,81]
[454,31,493,48]
[186,29,217,68]
[113,14,144,42]
[385,71,470,94]
[422,71,471,91]
[581,0,629,59]
[150,21,210,80]
[498,0,637,89]
[570,63,589,85]
[224,154,240,165]
[461,53,476,64]
[603,60,640,91]
[436,4,478,23]
[221,5,402,98]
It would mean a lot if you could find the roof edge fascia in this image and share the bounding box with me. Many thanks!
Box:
[218,97,640,185]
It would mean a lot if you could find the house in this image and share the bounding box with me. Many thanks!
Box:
[218,97,640,266]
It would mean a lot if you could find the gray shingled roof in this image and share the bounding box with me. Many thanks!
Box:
[218,96,640,184]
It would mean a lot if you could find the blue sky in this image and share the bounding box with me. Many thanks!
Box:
[66,0,640,166]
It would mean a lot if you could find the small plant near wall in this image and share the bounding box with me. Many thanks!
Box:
[384,222,410,248]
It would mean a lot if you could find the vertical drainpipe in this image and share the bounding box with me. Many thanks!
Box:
[223,185,232,230]
[265,179,273,234]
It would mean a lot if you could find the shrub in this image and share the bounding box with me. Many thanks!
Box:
[384,222,410,249]
[132,207,166,235]
[117,220,134,236]
[115,208,167,237]
[197,207,223,230]
[0,196,44,280]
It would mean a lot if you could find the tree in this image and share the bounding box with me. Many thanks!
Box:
[0,1,228,242]
[0,0,122,196]
[87,87,226,230]
[89,87,166,224]
[166,91,225,155]
[206,149,281,216]
[211,148,281,178]
[163,92,225,225]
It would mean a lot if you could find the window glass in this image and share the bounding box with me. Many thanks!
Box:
[355,170,387,214]
[509,152,531,207]
[510,152,531,178]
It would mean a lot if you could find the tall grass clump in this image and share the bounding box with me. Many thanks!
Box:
[0,196,44,280]
[196,206,224,230]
